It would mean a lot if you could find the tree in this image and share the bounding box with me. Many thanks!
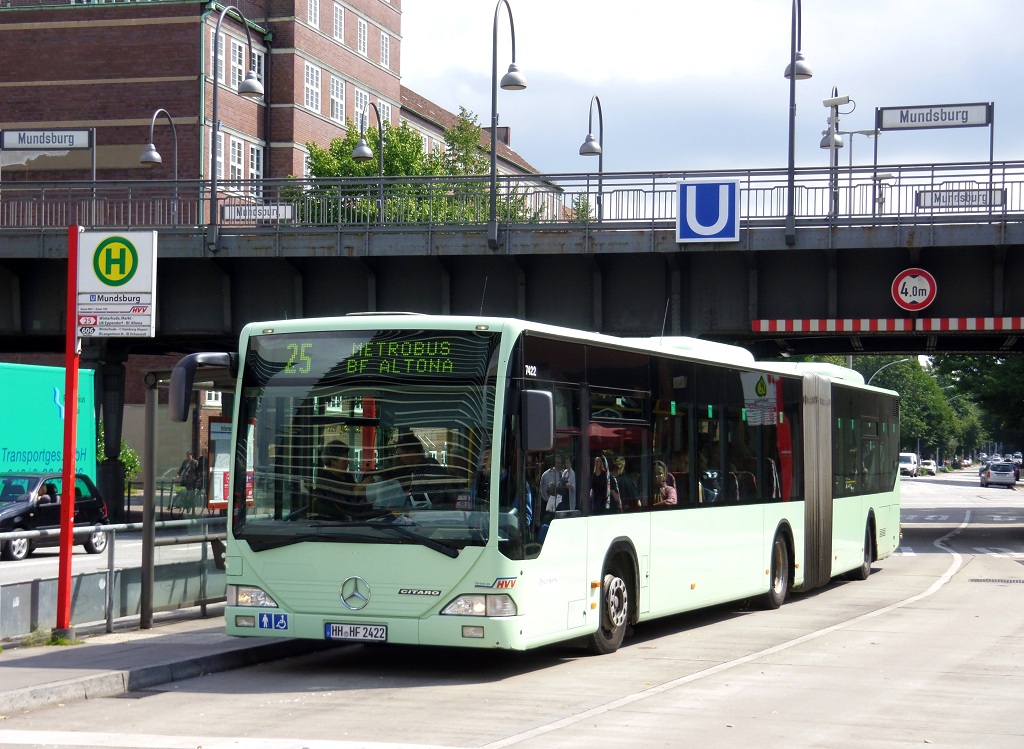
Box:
[298,107,543,227]
[96,421,141,481]
[931,354,1024,448]
[306,119,431,179]
[425,107,489,176]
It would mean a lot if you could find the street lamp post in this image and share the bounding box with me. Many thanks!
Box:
[487,0,526,250]
[578,95,604,223]
[820,88,848,218]
[139,108,178,225]
[834,128,878,215]
[208,6,264,252]
[784,0,811,246]
[866,358,911,386]
[351,102,386,222]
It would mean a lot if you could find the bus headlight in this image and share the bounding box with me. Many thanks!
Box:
[441,594,517,617]
[227,584,278,607]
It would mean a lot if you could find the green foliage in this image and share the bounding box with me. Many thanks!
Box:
[571,194,593,223]
[97,421,141,480]
[931,354,1024,448]
[426,107,489,176]
[297,107,541,228]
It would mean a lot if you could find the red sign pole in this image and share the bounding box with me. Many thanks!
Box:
[56,226,82,637]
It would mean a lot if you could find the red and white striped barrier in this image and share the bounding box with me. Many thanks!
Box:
[752,317,1024,333]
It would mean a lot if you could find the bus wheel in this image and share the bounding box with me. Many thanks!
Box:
[2,532,31,562]
[763,533,790,610]
[588,567,629,655]
[850,525,874,581]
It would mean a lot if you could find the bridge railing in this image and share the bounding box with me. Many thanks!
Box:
[0,161,1020,233]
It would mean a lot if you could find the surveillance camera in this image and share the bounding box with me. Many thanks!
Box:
[823,95,850,107]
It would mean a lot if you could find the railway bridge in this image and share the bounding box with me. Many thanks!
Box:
[1,160,1022,360]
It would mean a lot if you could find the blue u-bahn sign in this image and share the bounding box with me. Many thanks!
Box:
[675,179,740,243]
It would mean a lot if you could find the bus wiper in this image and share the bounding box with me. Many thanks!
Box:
[361,516,461,558]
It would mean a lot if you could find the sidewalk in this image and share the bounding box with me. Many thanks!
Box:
[0,608,332,713]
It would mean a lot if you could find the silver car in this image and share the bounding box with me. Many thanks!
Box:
[980,461,1017,488]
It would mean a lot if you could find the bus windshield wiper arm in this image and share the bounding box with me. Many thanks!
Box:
[362,517,460,558]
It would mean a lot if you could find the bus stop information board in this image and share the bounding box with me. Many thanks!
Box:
[77,231,157,338]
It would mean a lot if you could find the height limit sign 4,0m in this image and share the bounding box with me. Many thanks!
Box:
[892,267,937,312]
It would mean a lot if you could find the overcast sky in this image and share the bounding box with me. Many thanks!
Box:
[401,1,1023,174]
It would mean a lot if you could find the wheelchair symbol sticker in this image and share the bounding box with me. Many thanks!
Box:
[675,180,740,243]
[258,613,289,630]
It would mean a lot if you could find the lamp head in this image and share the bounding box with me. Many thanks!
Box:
[500,63,527,91]
[237,70,264,99]
[819,130,843,149]
[351,137,374,162]
[783,51,812,80]
[579,133,602,157]
[139,144,162,166]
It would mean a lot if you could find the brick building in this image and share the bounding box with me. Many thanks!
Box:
[0,0,544,503]
[0,0,536,185]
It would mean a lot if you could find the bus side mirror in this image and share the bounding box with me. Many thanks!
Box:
[169,352,235,422]
[521,390,553,452]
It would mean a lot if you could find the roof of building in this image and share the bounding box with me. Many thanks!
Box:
[400,86,540,175]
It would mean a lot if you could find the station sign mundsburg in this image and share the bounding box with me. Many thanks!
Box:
[77,231,158,338]
[675,180,740,243]
[1,128,92,150]
[877,102,992,131]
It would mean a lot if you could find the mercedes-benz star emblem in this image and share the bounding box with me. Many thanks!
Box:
[340,576,371,610]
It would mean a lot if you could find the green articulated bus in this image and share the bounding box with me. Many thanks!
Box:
[170,315,900,654]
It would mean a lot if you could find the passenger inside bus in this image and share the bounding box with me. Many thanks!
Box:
[652,461,678,508]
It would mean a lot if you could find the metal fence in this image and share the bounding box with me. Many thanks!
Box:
[0,517,226,640]
[1,161,1020,235]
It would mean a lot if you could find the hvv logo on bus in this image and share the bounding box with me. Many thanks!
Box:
[675,180,740,243]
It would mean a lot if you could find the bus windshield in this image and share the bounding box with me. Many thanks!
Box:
[232,328,502,552]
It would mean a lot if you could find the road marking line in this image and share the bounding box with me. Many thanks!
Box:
[479,512,970,749]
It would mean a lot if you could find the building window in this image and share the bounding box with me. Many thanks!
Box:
[204,391,223,407]
[357,18,367,56]
[333,3,344,41]
[249,145,264,198]
[230,39,245,89]
[380,32,390,68]
[354,88,369,127]
[330,76,345,123]
[229,137,244,190]
[304,62,321,113]
[308,0,319,27]
[377,100,391,126]
[216,132,224,179]
[250,49,264,83]
[211,30,225,84]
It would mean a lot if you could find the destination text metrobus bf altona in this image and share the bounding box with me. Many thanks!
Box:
[170,315,900,654]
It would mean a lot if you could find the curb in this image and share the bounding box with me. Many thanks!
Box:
[1,639,335,713]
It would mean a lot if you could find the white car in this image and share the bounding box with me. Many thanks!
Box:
[919,459,937,476]
[981,461,1017,488]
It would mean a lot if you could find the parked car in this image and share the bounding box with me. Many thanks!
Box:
[899,453,919,477]
[961,458,972,468]
[980,461,1017,489]
[920,459,937,476]
[0,473,109,561]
